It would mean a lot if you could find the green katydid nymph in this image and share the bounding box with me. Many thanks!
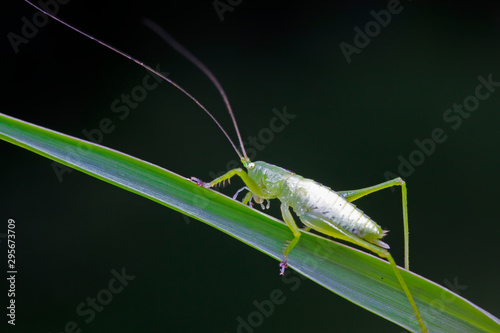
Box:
[25,1,428,331]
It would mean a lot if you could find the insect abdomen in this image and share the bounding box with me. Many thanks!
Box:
[283,175,386,243]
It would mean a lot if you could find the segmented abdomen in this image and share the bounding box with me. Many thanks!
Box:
[281,174,385,241]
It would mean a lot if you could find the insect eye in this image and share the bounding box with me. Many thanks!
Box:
[248,162,255,169]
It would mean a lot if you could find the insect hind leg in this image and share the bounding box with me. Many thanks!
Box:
[300,212,427,333]
[337,177,410,270]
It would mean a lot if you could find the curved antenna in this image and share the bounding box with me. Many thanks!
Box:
[142,19,249,161]
[24,0,244,161]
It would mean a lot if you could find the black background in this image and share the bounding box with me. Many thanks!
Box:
[2,1,500,332]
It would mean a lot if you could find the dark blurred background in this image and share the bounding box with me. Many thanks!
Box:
[2,1,500,332]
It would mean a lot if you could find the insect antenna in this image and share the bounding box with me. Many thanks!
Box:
[24,0,245,161]
[142,19,249,162]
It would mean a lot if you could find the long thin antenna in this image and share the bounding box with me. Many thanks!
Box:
[24,0,244,161]
[142,19,249,161]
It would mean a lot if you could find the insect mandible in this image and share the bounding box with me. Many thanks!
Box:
[25,1,428,332]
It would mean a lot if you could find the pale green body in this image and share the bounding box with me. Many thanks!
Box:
[247,161,387,246]
[207,159,428,332]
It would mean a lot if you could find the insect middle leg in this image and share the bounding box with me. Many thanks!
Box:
[337,177,410,269]
[279,203,302,275]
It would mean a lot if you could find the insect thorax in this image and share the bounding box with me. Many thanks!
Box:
[246,161,294,199]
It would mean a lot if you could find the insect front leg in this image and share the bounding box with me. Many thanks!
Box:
[279,203,302,275]
[198,168,269,205]
[337,177,410,270]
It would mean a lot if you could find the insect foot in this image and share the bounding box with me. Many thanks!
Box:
[279,243,291,275]
[279,260,288,276]
[190,177,210,188]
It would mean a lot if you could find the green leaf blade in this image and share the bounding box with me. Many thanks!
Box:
[1,112,499,333]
